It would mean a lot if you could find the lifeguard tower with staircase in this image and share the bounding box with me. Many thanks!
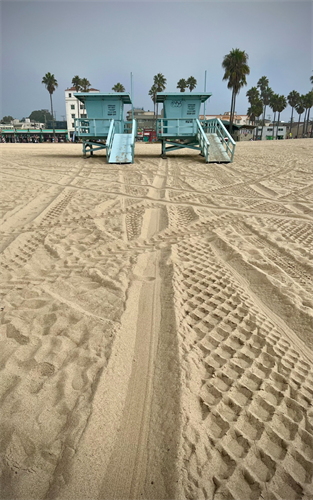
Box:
[74,93,136,163]
[156,92,235,162]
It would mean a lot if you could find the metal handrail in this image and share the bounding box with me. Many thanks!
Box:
[75,118,90,135]
[75,118,119,137]
[157,118,198,136]
[196,119,209,162]
[123,121,133,133]
[106,120,115,162]
[131,119,136,162]
[205,118,236,162]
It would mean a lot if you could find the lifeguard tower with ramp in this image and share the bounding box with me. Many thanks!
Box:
[74,93,136,163]
[156,92,235,162]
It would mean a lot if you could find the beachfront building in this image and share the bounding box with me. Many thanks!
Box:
[199,112,253,126]
[288,121,312,138]
[255,125,286,140]
[65,86,100,138]
[126,108,161,131]
[5,118,45,129]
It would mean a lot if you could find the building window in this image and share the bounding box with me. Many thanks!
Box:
[278,128,283,131]
[69,93,72,97]
[71,105,75,110]
[72,123,75,127]
[80,104,84,109]
[71,114,75,118]
[267,128,273,131]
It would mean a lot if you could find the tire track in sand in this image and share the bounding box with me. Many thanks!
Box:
[100,161,179,500]
[51,161,181,500]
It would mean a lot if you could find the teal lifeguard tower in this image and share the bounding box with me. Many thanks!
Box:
[74,93,136,163]
[156,93,235,162]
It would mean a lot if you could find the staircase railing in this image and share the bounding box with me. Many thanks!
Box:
[75,118,114,137]
[196,119,209,162]
[157,118,198,137]
[131,119,137,163]
[106,119,115,163]
[205,118,236,161]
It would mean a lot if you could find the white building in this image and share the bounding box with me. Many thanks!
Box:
[6,118,45,129]
[65,86,100,137]
[255,125,286,140]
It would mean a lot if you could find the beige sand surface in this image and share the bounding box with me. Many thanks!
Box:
[0,140,312,500]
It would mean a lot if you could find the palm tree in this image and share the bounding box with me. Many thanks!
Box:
[81,78,91,92]
[247,99,263,138]
[307,90,313,136]
[112,83,125,92]
[275,95,287,139]
[153,73,167,118]
[257,77,273,140]
[149,84,158,117]
[302,97,308,137]
[246,86,259,105]
[222,48,250,134]
[72,75,81,91]
[269,93,280,139]
[177,78,187,92]
[310,72,313,86]
[72,75,82,119]
[246,86,260,130]
[295,97,305,138]
[42,72,58,138]
[302,90,313,137]
[287,90,300,132]
[187,76,197,92]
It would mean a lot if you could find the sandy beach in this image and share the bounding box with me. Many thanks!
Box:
[0,139,312,500]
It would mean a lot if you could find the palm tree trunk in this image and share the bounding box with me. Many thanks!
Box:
[272,112,276,139]
[306,108,311,137]
[50,93,56,139]
[304,109,308,136]
[231,92,237,132]
[276,113,280,139]
[229,90,235,134]
[297,114,301,138]
[261,104,265,141]
[302,109,307,137]
[228,91,233,132]
[290,107,294,134]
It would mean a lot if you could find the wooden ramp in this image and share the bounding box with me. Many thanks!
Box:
[206,133,231,163]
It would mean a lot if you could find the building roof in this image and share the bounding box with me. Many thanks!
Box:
[220,120,256,131]
[74,92,132,104]
[199,114,250,120]
[66,87,99,92]
[156,92,212,103]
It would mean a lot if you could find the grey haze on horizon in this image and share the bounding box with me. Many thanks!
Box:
[1,0,312,122]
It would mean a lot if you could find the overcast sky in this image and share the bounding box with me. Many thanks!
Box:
[1,0,312,122]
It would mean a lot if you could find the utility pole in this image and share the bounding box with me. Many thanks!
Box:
[203,70,207,131]
[131,72,134,122]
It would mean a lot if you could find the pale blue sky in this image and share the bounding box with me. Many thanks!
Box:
[1,0,312,122]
